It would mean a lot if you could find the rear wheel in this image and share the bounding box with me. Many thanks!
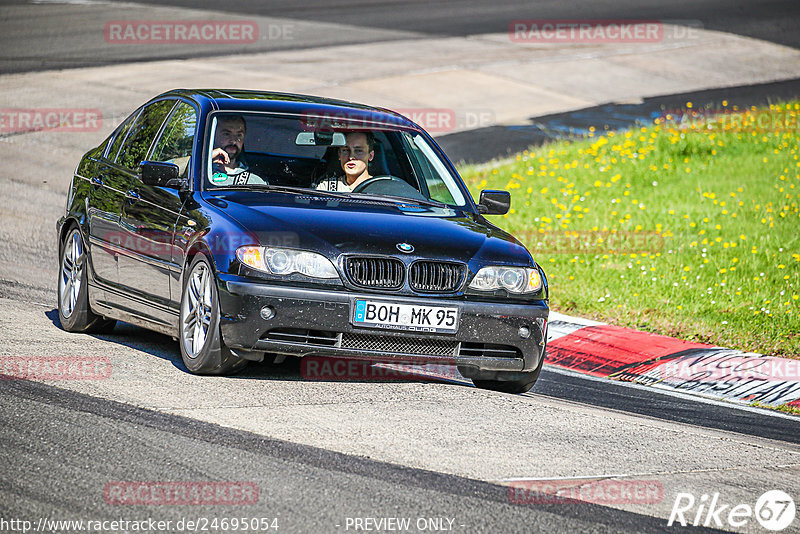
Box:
[58,227,116,333]
[179,253,247,375]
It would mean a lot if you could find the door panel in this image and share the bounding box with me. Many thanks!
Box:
[86,166,122,289]
[109,99,178,324]
[85,108,141,293]
[119,186,182,309]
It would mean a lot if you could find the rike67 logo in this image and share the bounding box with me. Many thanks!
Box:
[668,490,796,531]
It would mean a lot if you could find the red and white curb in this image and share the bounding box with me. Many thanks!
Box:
[354,312,800,411]
[547,311,800,408]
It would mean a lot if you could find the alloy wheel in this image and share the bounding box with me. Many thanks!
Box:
[59,230,83,318]
[181,262,213,358]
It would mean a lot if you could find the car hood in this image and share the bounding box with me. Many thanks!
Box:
[205,191,534,265]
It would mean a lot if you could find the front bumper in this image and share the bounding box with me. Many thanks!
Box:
[217,274,548,373]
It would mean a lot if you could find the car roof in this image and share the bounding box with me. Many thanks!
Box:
[156,88,421,130]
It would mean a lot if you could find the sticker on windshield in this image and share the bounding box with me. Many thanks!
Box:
[211,172,228,184]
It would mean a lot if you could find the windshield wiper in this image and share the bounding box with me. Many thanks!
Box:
[348,193,449,209]
[207,185,452,208]
[264,185,349,199]
[207,185,267,192]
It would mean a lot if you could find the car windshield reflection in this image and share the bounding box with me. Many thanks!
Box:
[204,112,467,206]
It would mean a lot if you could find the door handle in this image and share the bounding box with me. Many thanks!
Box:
[125,189,140,202]
[91,176,104,187]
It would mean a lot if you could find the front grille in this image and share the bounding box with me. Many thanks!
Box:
[262,328,338,346]
[409,261,465,292]
[459,342,521,359]
[345,257,404,289]
[342,333,457,357]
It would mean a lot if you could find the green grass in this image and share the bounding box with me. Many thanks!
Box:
[458,102,800,358]
[750,400,800,415]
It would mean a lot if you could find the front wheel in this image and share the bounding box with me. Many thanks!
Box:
[179,253,247,375]
[468,351,546,394]
[472,374,538,394]
[58,227,116,333]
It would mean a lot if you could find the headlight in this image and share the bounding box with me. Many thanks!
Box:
[236,246,339,279]
[469,266,542,294]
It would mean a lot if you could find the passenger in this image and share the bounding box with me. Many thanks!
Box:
[209,115,267,186]
[315,131,375,192]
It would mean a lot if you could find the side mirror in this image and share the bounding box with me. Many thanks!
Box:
[477,190,511,215]
[139,161,180,187]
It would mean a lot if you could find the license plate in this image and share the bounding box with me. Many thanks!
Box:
[352,299,459,333]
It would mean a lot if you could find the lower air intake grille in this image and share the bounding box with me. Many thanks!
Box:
[459,343,521,359]
[345,257,404,289]
[262,329,338,347]
[341,333,457,356]
[409,261,465,292]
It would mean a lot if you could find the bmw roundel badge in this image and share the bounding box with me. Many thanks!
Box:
[396,243,414,253]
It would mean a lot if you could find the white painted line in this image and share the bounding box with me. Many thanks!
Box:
[549,311,605,327]
[498,474,629,482]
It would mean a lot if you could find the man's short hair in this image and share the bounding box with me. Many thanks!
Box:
[346,130,375,151]
[218,114,247,131]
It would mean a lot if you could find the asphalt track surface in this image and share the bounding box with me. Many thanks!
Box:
[3,378,722,534]
[1,1,799,532]
[2,0,799,72]
[122,0,800,55]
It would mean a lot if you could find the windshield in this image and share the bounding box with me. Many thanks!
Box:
[204,112,467,206]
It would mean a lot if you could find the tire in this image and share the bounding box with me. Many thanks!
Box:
[58,226,116,333]
[470,350,546,394]
[179,253,247,375]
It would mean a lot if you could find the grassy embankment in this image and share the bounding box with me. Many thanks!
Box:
[459,102,800,359]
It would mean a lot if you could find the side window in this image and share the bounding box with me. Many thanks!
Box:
[107,109,140,162]
[116,100,175,170]
[151,102,197,177]
[402,133,461,205]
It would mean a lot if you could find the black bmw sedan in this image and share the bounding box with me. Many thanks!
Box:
[57,89,548,393]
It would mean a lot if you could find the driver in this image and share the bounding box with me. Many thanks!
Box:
[209,115,267,186]
[315,131,374,192]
